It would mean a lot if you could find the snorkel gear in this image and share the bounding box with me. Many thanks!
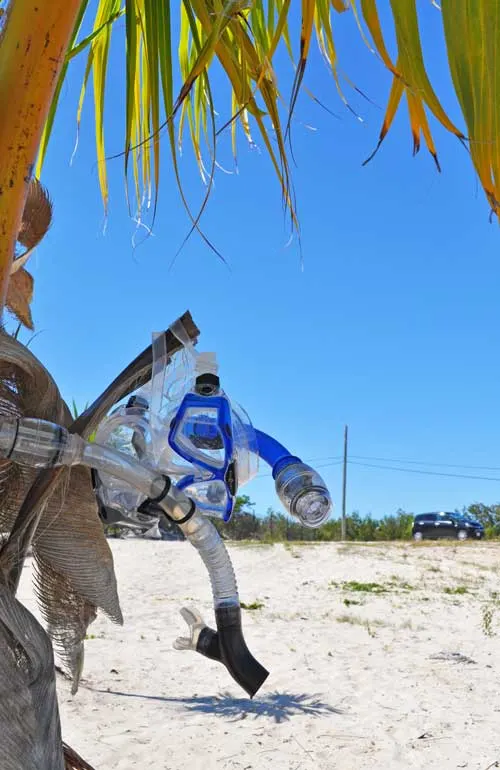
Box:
[0,317,331,698]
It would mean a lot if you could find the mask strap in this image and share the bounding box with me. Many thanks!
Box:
[150,317,194,464]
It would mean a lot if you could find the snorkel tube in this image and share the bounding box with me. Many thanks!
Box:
[139,484,268,697]
[255,429,332,528]
[0,415,269,697]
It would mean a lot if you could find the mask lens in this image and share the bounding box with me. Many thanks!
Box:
[175,406,226,469]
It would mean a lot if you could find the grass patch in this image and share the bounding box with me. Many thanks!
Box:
[330,578,414,593]
[443,586,469,595]
[482,606,495,637]
[343,598,362,607]
[342,581,388,593]
[241,600,265,610]
[481,591,500,637]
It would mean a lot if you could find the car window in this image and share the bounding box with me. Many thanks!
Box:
[437,513,454,522]
[416,514,436,522]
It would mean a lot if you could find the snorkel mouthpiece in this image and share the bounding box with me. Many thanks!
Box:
[274,460,332,528]
[175,606,269,698]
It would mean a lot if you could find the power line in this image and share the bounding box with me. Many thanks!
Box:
[252,449,500,482]
[302,454,342,464]
[348,460,500,483]
[255,459,342,480]
[314,460,344,470]
[350,454,500,472]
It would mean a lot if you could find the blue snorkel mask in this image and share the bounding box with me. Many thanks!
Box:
[85,317,333,700]
[168,373,238,522]
[95,324,331,529]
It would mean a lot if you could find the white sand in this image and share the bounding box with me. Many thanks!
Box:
[16,540,500,769]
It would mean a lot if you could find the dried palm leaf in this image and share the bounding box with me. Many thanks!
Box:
[0,179,52,329]
[5,267,34,330]
[0,331,121,691]
[33,463,122,693]
[4,179,53,329]
[13,178,53,268]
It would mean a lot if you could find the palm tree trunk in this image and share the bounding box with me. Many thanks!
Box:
[0,1,83,318]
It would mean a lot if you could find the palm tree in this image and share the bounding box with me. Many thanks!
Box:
[0,1,498,326]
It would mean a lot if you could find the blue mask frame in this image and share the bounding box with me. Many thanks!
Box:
[168,392,237,521]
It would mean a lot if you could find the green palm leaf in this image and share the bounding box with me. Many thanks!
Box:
[34,0,500,228]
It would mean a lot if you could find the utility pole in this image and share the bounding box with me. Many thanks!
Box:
[341,425,348,541]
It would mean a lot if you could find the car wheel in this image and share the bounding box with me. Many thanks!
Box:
[457,529,468,541]
[413,532,423,542]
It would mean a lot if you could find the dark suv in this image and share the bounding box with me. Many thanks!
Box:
[412,511,484,541]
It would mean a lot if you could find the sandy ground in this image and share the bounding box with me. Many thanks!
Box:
[16,539,500,770]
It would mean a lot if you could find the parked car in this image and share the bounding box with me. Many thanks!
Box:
[412,511,484,541]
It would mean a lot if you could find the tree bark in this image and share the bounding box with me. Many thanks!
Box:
[0,1,83,317]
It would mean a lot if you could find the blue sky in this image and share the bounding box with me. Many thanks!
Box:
[16,5,500,519]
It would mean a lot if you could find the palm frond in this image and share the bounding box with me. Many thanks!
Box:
[15,178,53,258]
[5,267,34,330]
[442,1,500,213]
[32,0,500,228]
[5,179,53,329]
[0,332,122,693]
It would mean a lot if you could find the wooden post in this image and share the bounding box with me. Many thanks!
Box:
[341,425,348,540]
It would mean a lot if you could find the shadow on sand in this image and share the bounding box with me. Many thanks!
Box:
[89,688,341,724]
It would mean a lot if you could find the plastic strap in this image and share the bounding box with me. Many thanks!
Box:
[162,497,196,526]
[136,475,170,515]
[150,317,195,464]
[147,474,171,504]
